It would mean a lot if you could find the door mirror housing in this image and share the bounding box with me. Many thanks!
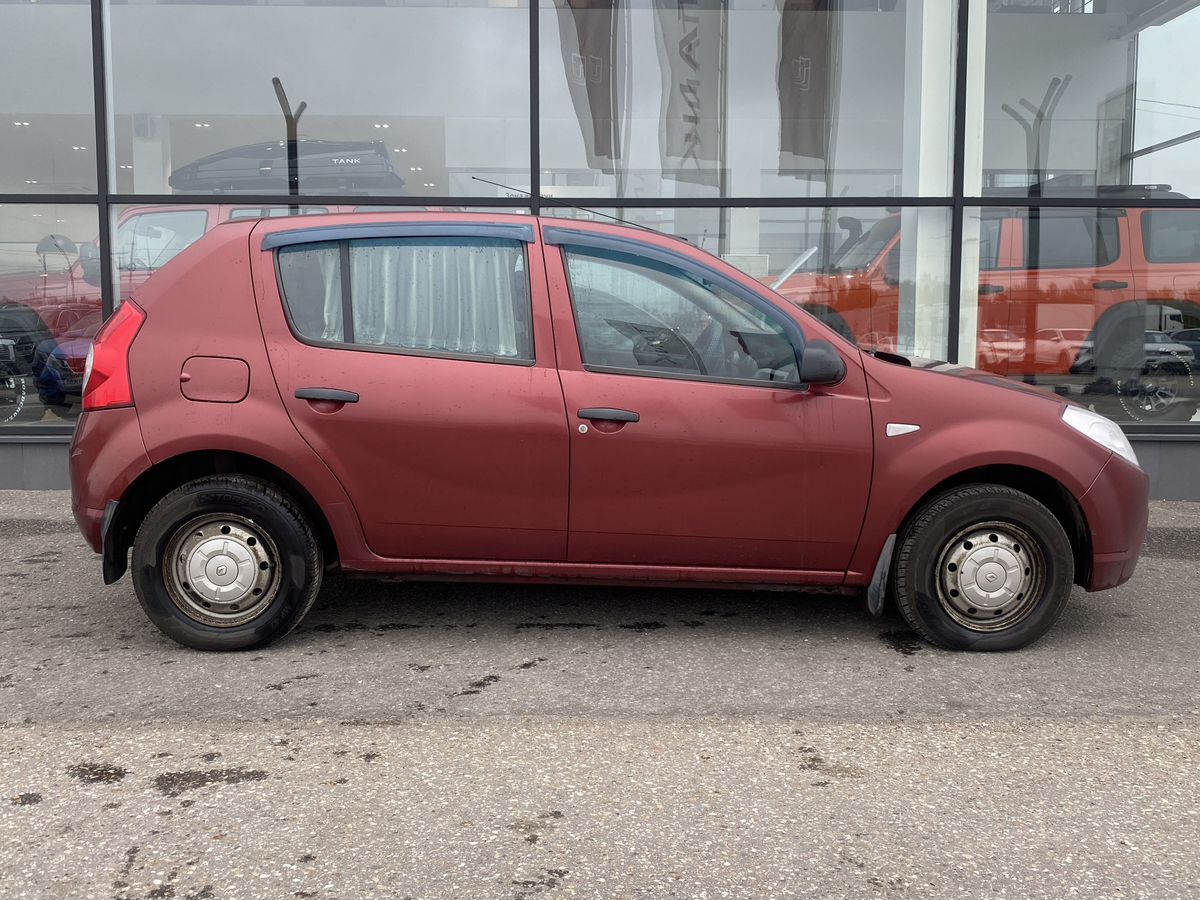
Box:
[799,339,846,386]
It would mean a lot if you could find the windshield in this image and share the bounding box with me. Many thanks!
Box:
[831,217,901,273]
[773,214,901,281]
[113,209,208,271]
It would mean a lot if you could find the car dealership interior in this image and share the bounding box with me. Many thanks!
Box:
[2,0,1200,495]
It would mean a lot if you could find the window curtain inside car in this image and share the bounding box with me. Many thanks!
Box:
[348,238,524,357]
[316,247,342,341]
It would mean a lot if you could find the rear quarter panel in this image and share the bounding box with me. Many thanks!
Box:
[124,221,372,562]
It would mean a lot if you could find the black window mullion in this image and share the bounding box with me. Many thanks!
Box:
[529,0,540,216]
[946,0,971,364]
[89,0,114,317]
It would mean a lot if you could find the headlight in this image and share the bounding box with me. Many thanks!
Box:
[1062,405,1140,468]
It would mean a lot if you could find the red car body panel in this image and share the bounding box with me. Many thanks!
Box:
[542,231,874,573]
[69,211,1150,596]
[249,223,571,562]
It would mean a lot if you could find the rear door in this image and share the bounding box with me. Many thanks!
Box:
[542,225,873,576]
[1004,208,1132,377]
[253,219,570,561]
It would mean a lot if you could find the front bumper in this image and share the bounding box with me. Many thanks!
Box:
[1079,453,1150,592]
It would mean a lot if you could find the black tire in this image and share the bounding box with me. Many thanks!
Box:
[892,484,1074,651]
[1090,360,1198,423]
[131,475,322,650]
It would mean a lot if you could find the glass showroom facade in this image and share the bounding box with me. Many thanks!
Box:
[2,0,1200,491]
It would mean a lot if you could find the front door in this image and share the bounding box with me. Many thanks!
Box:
[254,220,570,561]
[543,229,873,575]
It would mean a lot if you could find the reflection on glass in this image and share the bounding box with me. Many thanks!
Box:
[541,0,955,198]
[0,205,102,426]
[977,3,1200,198]
[543,205,951,359]
[0,3,97,193]
[962,207,1200,426]
[109,0,530,197]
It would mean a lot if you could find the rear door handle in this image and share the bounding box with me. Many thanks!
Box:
[578,407,639,423]
[296,387,359,403]
[978,283,1005,295]
[1093,280,1128,290]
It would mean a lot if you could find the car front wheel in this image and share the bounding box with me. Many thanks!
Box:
[892,484,1074,651]
[131,475,322,650]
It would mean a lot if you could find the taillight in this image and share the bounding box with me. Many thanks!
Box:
[82,300,146,411]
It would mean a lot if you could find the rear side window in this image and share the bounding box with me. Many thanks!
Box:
[276,237,532,362]
[1023,212,1120,269]
[276,241,344,341]
[1142,211,1200,263]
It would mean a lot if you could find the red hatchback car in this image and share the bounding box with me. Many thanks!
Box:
[70,212,1149,651]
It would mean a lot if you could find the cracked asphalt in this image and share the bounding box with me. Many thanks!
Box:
[1,491,1198,899]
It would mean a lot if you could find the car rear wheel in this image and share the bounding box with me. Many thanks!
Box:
[131,475,322,650]
[892,484,1074,651]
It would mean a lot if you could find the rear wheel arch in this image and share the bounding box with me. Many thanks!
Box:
[110,450,339,577]
[893,464,1091,589]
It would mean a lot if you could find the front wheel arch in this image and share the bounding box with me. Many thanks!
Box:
[108,450,339,581]
[889,464,1091,591]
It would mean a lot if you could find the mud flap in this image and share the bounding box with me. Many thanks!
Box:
[100,499,128,584]
[865,533,896,617]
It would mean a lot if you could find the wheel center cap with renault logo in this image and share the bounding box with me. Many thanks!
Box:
[206,556,238,586]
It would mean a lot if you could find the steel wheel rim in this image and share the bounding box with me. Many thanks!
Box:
[163,513,280,627]
[935,521,1045,632]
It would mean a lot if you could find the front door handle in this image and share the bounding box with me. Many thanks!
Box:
[296,387,359,403]
[578,407,639,423]
[978,283,1005,294]
[1093,280,1129,290]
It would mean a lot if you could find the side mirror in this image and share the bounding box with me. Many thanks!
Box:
[799,339,846,386]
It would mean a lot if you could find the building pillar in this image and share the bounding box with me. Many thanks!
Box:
[899,0,956,359]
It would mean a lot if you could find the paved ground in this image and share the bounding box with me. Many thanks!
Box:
[1,492,1197,899]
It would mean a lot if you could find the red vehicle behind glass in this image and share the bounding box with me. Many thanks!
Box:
[769,188,1200,423]
[0,204,350,420]
[70,212,1148,653]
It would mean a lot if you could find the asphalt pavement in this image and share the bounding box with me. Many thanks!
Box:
[1,491,1198,899]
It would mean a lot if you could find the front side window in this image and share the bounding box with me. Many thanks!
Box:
[112,210,209,272]
[277,236,532,362]
[562,246,799,385]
